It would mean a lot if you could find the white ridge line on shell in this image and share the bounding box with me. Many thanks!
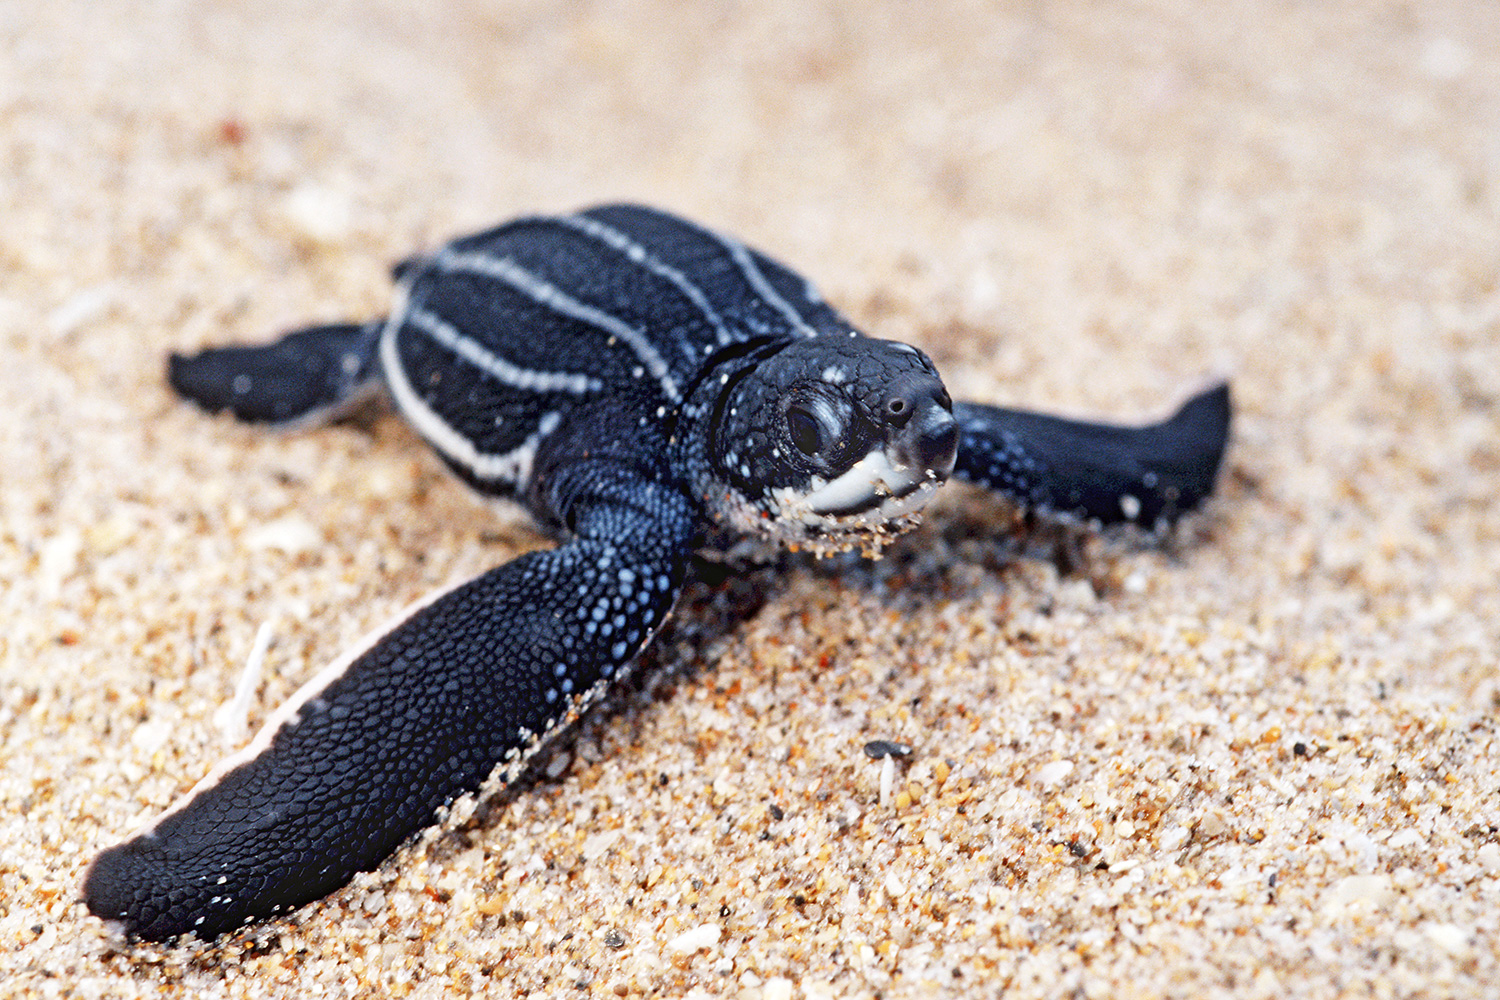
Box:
[554,212,736,346]
[380,288,562,487]
[678,218,819,338]
[405,304,600,396]
[439,249,683,403]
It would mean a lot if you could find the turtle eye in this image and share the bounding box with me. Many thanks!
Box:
[787,403,824,457]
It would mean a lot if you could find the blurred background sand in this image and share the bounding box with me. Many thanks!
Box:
[2,2,1497,996]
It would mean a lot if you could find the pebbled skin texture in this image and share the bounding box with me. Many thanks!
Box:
[953,384,1231,528]
[88,205,1231,941]
[86,465,693,941]
[166,323,381,426]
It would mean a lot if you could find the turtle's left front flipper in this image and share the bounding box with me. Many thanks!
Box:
[83,465,694,942]
[953,382,1230,529]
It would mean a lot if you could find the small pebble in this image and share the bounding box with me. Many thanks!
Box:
[1423,922,1471,958]
[762,978,793,1000]
[666,923,720,955]
[863,739,913,759]
[1033,759,1074,786]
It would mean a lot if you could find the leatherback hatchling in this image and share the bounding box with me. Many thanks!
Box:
[84,204,1230,941]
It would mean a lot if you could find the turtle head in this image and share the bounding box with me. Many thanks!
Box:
[708,337,958,556]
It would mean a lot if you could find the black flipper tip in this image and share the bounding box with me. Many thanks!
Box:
[167,323,380,426]
[1146,380,1233,514]
[82,835,169,942]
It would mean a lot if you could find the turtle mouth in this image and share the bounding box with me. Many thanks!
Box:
[822,472,945,526]
[758,453,948,559]
[801,449,943,518]
[800,404,959,518]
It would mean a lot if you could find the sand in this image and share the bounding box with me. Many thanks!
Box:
[2,1,1497,997]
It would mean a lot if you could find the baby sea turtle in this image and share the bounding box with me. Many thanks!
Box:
[84,205,1230,941]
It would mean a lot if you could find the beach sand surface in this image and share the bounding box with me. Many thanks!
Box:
[2,2,1497,996]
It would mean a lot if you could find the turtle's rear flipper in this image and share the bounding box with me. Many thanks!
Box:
[953,382,1230,530]
[168,322,383,426]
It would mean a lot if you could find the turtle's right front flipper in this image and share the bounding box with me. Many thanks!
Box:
[953,382,1231,529]
[83,464,694,942]
[168,321,383,426]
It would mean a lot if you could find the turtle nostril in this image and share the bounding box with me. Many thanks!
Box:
[916,416,959,473]
[892,398,958,477]
[883,374,946,430]
[884,394,913,427]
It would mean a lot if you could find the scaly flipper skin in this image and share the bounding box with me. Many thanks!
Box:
[84,464,693,941]
[953,383,1231,528]
[166,323,382,425]
[85,204,1230,942]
